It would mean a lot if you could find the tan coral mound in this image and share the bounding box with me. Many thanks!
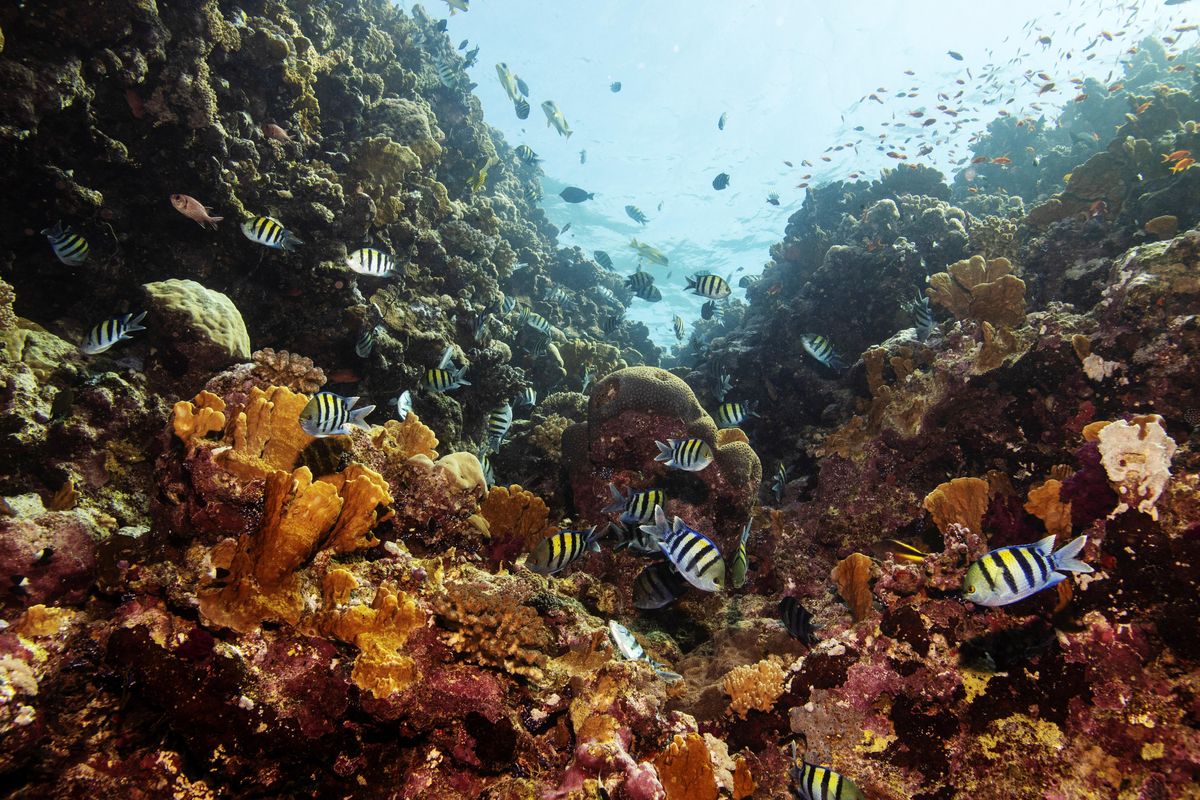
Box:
[927,255,1026,328]
[723,658,788,719]
[923,477,989,536]
[143,278,251,364]
[250,348,326,394]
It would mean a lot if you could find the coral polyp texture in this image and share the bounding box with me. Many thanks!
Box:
[2,0,1200,798]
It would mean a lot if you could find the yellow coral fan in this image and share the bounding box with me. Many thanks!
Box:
[927,255,1026,329]
[723,659,788,719]
[831,553,874,622]
[372,413,439,463]
[172,390,227,446]
[716,427,750,446]
[654,733,719,800]
[317,463,394,553]
[923,477,989,537]
[1024,479,1072,539]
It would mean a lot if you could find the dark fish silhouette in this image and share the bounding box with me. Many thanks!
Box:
[780,597,818,645]
[559,187,594,203]
[712,172,730,190]
[610,81,622,92]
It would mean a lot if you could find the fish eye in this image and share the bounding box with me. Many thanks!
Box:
[966,584,975,594]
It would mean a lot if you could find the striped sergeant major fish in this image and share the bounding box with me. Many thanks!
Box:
[773,462,789,503]
[715,400,755,429]
[603,483,666,525]
[527,526,600,575]
[603,520,660,557]
[901,290,935,341]
[607,620,681,681]
[501,295,518,314]
[632,561,689,610]
[729,521,750,589]
[800,333,847,370]
[639,506,725,592]
[355,325,381,358]
[432,54,458,88]
[514,145,540,165]
[513,97,530,119]
[594,250,614,270]
[486,402,513,449]
[964,534,1092,607]
[686,273,731,300]
[593,286,618,305]
[673,315,685,341]
[516,385,537,410]
[81,311,147,355]
[42,221,89,266]
[346,247,396,277]
[241,215,303,251]
[389,389,413,421]
[521,309,552,335]
[422,346,470,393]
[300,392,375,438]
[713,368,733,402]
[654,437,714,471]
[789,743,866,800]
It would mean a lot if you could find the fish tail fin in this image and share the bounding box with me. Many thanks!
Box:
[437,346,454,370]
[653,440,673,463]
[640,505,670,541]
[685,275,697,291]
[280,231,304,251]
[455,366,471,387]
[41,221,65,237]
[207,216,224,228]
[124,311,149,334]
[586,526,602,551]
[740,522,751,545]
[349,403,376,431]
[829,354,848,371]
[1052,535,1093,574]
[603,483,627,513]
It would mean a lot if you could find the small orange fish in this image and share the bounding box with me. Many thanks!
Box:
[1107,82,1123,92]
[1162,150,1190,163]
[326,369,361,383]
[1135,101,1151,115]
[1088,200,1107,218]
[991,156,1012,165]
[1073,93,1088,103]
[1038,82,1056,95]
[767,283,782,295]
[971,156,988,164]
[886,151,907,160]
[968,187,979,193]
[262,122,292,142]
[170,194,224,229]
[1170,157,1196,173]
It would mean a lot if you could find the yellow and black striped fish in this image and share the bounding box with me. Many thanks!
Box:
[686,273,731,300]
[486,402,512,449]
[527,527,600,575]
[800,333,847,370]
[347,247,396,277]
[521,309,552,335]
[603,483,665,525]
[81,311,147,355]
[299,392,375,438]
[423,346,470,393]
[513,97,530,119]
[715,401,754,429]
[514,145,540,165]
[42,222,89,266]
[241,216,303,251]
[964,534,1092,607]
[654,437,713,471]
[789,744,866,800]
[639,506,725,592]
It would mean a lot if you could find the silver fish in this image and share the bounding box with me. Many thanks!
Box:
[81,311,147,355]
[300,392,375,438]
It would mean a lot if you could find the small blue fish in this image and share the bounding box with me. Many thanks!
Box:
[81,311,147,355]
[42,222,89,266]
[964,535,1092,607]
[300,392,375,438]
[654,438,713,471]
[610,81,622,93]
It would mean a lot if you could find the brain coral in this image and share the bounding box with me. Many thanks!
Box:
[142,278,251,372]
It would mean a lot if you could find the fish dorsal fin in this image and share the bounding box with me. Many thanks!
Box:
[437,346,454,370]
[1034,534,1057,556]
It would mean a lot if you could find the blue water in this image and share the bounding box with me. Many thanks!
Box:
[426,0,1188,345]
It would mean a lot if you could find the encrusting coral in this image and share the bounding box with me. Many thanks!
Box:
[831,552,874,622]
[1092,414,1177,519]
[723,658,789,719]
[478,483,553,569]
[248,348,327,394]
[654,732,720,800]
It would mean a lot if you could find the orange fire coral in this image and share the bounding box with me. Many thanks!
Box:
[372,413,439,463]
[172,390,227,447]
[831,552,874,622]
[723,658,788,718]
[927,255,1026,328]
[923,476,989,536]
[316,583,425,699]
[1024,479,1072,539]
[199,462,393,632]
[479,484,554,567]
[654,733,719,800]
